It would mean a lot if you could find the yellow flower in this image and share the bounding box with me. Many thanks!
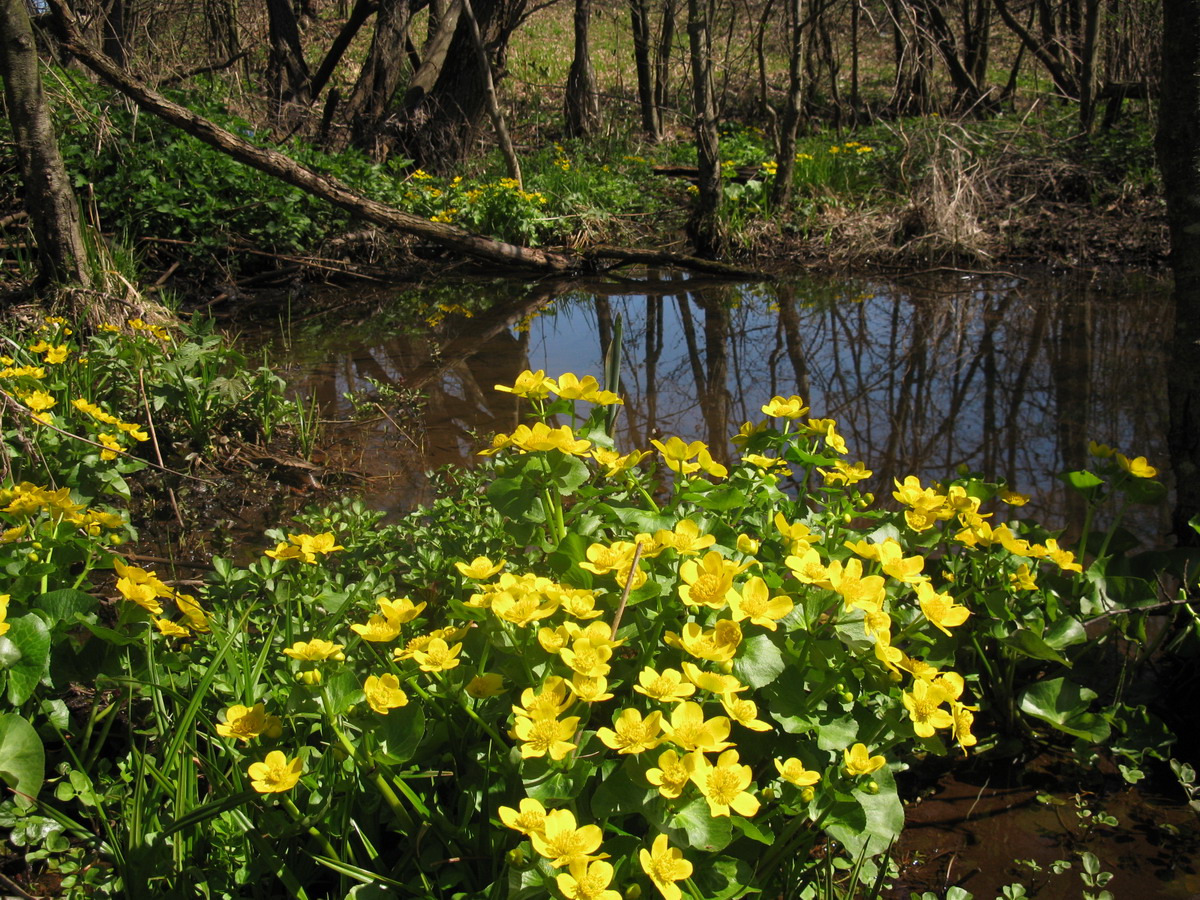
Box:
[556,859,622,900]
[0,594,11,638]
[568,673,613,703]
[785,546,830,587]
[634,667,696,703]
[950,699,980,748]
[646,749,691,799]
[720,694,772,731]
[455,556,506,579]
[666,620,742,663]
[761,395,809,418]
[377,596,426,624]
[495,369,557,399]
[43,345,69,364]
[902,677,954,737]
[283,639,346,662]
[827,558,887,612]
[560,637,613,678]
[351,614,402,642]
[685,749,760,817]
[639,834,692,900]
[655,519,716,555]
[843,743,886,776]
[513,713,581,760]
[247,750,303,793]
[1009,563,1038,591]
[499,797,548,835]
[680,662,746,695]
[97,433,122,460]
[596,708,664,754]
[1116,453,1158,479]
[22,391,56,412]
[153,617,191,638]
[531,809,607,868]
[728,576,793,630]
[411,638,462,672]
[512,676,572,720]
[466,673,506,698]
[736,533,760,555]
[364,673,410,714]
[916,582,971,636]
[678,550,738,610]
[217,703,283,742]
[266,532,344,564]
[774,757,820,786]
[998,488,1030,506]
[822,459,872,485]
[663,701,732,752]
[591,447,648,478]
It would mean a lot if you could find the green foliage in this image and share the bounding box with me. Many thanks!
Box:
[0,339,1188,897]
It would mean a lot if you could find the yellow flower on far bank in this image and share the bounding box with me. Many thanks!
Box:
[247,750,302,793]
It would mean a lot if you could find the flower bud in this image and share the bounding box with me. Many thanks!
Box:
[864,781,880,795]
[297,669,322,685]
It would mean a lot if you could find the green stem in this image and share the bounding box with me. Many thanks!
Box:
[282,796,341,862]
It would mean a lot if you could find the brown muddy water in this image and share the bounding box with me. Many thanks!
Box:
[259,268,1195,898]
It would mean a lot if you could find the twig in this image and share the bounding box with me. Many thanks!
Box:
[373,402,420,449]
[1083,593,1198,627]
[139,369,184,528]
[610,541,644,634]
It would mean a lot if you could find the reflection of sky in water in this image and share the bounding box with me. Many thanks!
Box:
[518,276,1168,533]
[280,272,1171,535]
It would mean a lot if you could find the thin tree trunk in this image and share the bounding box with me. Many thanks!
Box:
[266,0,310,104]
[687,0,723,255]
[461,0,521,184]
[630,0,661,138]
[771,0,803,209]
[310,0,378,101]
[654,0,676,129]
[565,0,600,137]
[1078,0,1103,133]
[345,0,413,153]
[0,0,91,289]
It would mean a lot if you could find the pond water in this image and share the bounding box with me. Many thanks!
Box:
[275,268,1172,539]
[262,267,1193,897]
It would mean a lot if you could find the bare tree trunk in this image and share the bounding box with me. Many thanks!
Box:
[654,0,676,129]
[345,0,413,153]
[310,0,378,101]
[1078,0,1103,133]
[391,0,527,170]
[630,0,661,138]
[1158,0,1200,544]
[461,0,521,183]
[686,0,723,255]
[0,0,91,290]
[266,0,311,118]
[565,0,600,137]
[771,0,803,209]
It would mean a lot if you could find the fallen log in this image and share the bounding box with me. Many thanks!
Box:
[47,0,771,281]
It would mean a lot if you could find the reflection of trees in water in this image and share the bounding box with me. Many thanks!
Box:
[279,273,1169,530]
[585,274,1168,531]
